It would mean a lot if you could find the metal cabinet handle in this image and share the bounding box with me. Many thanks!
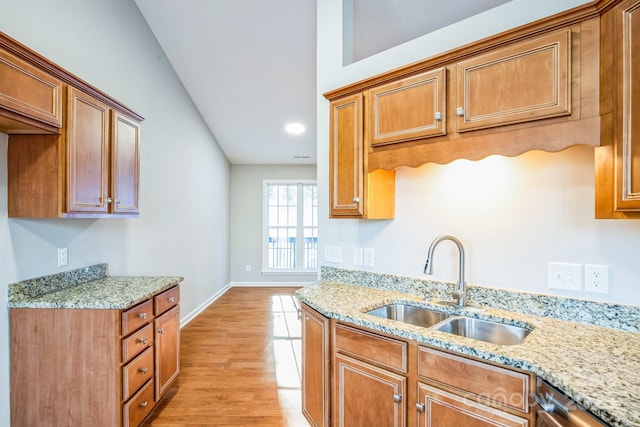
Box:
[416,403,425,413]
[138,367,148,374]
[393,393,402,403]
[434,112,442,121]
[158,328,165,334]
[139,401,148,408]
[168,296,175,303]
[137,337,148,345]
[353,197,360,203]
[456,107,465,116]
[138,312,147,319]
[106,197,113,204]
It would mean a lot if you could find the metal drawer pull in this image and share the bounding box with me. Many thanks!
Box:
[416,403,425,413]
[138,367,148,374]
[139,401,148,408]
[138,312,147,319]
[137,337,148,345]
[353,197,360,203]
[393,393,402,403]
[158,328,165,334]
[456,107,465,116]
[434,112,442,120]
[168,296,175,303]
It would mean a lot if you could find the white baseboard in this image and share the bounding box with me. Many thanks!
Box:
[180,284,231,328]
[228,281,315,287]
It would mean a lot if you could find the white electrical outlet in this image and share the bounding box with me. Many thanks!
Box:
[245,264,251,272]
[353,248,363,266]
[363,248,375,267]
[324,245,343,263]
[57,248,68,267]
[548,262,581,291]
[585,264,609,294]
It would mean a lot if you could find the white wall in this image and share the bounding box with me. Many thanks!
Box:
[317,0,640,307]
[0,0,231,423]
[230,164,317,284]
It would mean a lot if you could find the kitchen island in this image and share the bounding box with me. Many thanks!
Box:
[296,267,640,427]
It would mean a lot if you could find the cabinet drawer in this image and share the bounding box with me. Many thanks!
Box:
[123,347,154,401]
[122,323,153,363]
[418,346,530,412]
[154,285,179,315]
[122,299,153,336]
[123,378,155,427]
[335,323,407,372]
[0,48,63,128]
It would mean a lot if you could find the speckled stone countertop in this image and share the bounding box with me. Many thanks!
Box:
[8,264,183,309]
[296,269,640,427]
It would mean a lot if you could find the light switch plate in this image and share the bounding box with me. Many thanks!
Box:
[548,262,581,291]
[324,245,342,263]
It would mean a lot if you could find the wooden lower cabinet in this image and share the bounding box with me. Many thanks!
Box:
[301,304,331,427]
[299,317,536,426]
[334,354,406,427]
[10,285,180,427]
[417,383,529,427]
[155,304,180,399]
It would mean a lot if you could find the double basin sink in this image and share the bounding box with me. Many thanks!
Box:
[366,303,530,346]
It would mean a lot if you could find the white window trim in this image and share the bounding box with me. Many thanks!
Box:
[262,179,318,275]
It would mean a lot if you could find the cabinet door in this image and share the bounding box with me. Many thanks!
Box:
[368,68,446,147]
[301,305,330,427]
[111,110,140,214]
[155,305,180,400]
[456,29,571,132]
[614,0,640,211]
[334,353,406,427]
[66,86,110,213]
[417,383,528,427]
[330,93,364,217]
[0,47,62,131]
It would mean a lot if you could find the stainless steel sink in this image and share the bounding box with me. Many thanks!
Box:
[433,316,530,345]
[366,304,449,328]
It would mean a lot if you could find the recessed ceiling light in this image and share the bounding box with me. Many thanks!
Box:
[285,123,306,135]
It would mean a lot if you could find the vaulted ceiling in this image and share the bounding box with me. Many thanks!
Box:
[134,0,511,165]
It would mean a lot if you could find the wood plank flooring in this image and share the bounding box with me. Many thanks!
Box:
[143,287,308,426]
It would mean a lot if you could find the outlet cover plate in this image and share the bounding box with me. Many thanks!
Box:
[585,264,609,294]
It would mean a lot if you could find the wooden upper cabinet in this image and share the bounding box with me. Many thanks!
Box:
[0,47,62,133]
[368,68,446,147]
[456,29,571,132]
[330,94,364,217]
[67,86,110,214]
[329,94,395,219]
[596,0,640,218]
[111,110,140,214]
[615,0,640,212]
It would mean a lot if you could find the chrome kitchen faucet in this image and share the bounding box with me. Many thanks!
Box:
[424,235,467,307]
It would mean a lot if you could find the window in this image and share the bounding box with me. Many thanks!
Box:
[263,181,318,274]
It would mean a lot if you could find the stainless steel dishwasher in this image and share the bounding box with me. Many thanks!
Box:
[532,379,609,427]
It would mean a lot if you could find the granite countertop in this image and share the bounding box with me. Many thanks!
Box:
[8,264,184,310]
[296,280,640,427]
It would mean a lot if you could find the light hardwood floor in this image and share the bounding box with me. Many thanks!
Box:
[143,287,309,426]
